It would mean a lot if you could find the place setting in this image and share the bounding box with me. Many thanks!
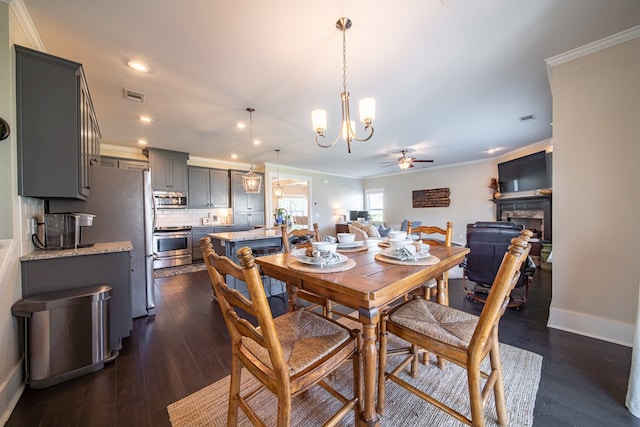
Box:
[334,232,369,253]
[286,241,357,273]
[375,231,440,266]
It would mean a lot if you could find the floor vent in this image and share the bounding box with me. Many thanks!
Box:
[123,88,145,103]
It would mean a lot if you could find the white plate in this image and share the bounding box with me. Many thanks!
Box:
[337,241,364,249]
[291,249,348,266]
[381,248,431,260]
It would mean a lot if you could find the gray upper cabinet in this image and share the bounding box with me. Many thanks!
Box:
[147,148,188,192]
[16,45,101,200]
[101,156,149,170]
[230,170,265,228]
[188,167,229,208]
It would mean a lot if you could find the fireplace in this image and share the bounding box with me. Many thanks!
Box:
[493,195,552,242]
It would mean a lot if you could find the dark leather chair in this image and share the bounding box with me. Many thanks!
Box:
[461,221,536,308]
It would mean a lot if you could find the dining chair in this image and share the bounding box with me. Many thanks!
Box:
[406,220,453,302]
[200,237,362,426]
[279,223,333,317]
[377,229,532,427]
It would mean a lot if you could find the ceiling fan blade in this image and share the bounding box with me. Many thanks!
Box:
[412,159,434,163]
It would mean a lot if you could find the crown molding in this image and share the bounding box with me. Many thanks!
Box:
[545,25,640,86]
[9,0,45,51]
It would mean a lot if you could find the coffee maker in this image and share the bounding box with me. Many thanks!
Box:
[43,213,95,250]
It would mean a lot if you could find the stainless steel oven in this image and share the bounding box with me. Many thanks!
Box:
[152,226,192,269]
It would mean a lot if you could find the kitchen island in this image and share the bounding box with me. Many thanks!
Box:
[20,241,133,350]
[207,228,285,297]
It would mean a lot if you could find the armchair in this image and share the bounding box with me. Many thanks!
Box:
[461,221,536,308]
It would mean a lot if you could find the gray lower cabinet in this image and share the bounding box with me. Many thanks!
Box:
[16,45,101,200]
[192,226,215,261]
[20,251,132,351]
[147,148,188,192]
[188,167,229,208]
[230,170,265,228]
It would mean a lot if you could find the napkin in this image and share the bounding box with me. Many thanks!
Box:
[312,249,342,266]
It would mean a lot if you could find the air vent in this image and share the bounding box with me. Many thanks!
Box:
[123,88,145,103]
[519,114,536,122]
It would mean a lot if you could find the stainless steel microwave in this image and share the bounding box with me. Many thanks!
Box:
[154,191,188,209]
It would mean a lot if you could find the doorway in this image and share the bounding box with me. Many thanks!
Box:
[265,171,312,228]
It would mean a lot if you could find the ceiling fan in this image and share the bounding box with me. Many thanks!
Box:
[381,150,434,169]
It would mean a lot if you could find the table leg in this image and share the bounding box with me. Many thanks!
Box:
[358,311,380,427]
[286,283,297,312]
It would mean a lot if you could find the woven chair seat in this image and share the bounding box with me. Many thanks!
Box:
[243,310,351,375]
[389,299,479,350]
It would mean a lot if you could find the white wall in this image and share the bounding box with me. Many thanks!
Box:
[547,28,640,345]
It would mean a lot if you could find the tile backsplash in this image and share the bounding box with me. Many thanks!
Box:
[155,208,232,228]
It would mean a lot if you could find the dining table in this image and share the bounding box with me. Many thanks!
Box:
[255,242,470,427]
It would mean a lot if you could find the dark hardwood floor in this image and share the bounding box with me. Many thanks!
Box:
[6,266,640,426]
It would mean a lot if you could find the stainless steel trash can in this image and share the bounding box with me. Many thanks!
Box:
[11,285,119,389]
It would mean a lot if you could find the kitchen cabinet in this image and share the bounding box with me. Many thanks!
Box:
[147,148,188,192]
[20,245,132,351]
[192,225,249,261]
[230,170,265,228]
[16,45,101,200]
[101,156,149,170]
[188,167,229,208]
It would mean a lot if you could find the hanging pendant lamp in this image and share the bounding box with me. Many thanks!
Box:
[274,149,284,199]
[242,107,262,193]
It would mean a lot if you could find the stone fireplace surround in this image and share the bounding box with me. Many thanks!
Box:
[493,195,552,242]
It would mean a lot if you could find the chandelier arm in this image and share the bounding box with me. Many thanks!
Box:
[350,125,375,142]
[315,133,342,149]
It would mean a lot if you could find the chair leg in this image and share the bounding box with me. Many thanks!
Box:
[227,355,242,426]
[377,315,389,415]
[467,362,486,427]
[490,338,508,426]
[276,392,292,427]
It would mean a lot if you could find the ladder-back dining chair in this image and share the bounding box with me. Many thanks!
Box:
[377,229,532,427]
[200,237,361,426]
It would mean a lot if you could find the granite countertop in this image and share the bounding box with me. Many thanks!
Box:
[20,241,133,262]
[209,228,282,242]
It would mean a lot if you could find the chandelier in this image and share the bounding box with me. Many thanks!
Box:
[273,149,284,199]
[312,17,375,154]
[242,107,262,193]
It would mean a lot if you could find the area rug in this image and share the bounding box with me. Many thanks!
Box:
[153,262,207,278]
[167,343,542,426]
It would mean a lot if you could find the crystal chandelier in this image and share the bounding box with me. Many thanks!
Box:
[242,107,262,193]
[273,149,284,199]
[312,17,375,154]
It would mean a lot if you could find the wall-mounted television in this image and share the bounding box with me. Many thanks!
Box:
[498,151,552,193]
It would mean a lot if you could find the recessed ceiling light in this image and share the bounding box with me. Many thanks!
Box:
[230,154,238,159]
[137,139,148,145]
[487,148,500,154]
[236,122,246,129]
[253,139,261,145]
[139,116,152,123]
[127,60,150,73]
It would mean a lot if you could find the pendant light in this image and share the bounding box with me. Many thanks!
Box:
[274,149,284,199]
[242,107,262,193]
[312,17,375,154]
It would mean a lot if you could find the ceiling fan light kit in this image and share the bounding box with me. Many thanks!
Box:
[382,149,434,170]
[312,17,375,154]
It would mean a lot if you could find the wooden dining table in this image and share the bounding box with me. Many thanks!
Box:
[255,243,470,427]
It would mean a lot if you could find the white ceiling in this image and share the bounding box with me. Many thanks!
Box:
[19,0,640,178]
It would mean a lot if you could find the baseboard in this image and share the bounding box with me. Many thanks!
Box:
[0,357,25,425]
[548,306,634,347]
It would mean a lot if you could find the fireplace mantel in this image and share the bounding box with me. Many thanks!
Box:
[493,195,552,242]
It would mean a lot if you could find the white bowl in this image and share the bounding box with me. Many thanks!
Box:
[365,238,381,248]
[337,233,356,243]
[388,238,411,250]
[388,231,407,240]
[311,241,337,253]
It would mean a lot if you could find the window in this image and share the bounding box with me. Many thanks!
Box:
[365,188,384,223]
[276,196,307,217]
